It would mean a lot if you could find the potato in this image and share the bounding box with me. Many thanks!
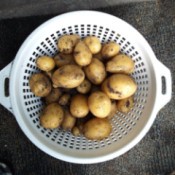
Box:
[29,73,51,97]
[101,42,120,60]
[74,41,92,66]
[57,34,80,54]
[102,74,137,100]
[52,65,85,88]
[83,118,112,140]
[106,100,118,120]
[70,94,89,118]
[36,56,55,72]
[75,120,84,133]
[106,54,134,74]
[40,103,64,129]
[45,88,62,104]
[61,110,76,130]
[76,79,91,94]
[117,96,134,113]
[84,36,101,54]
[84,58,106,85]
[88,91,111,118]
[72,126,81,136]
[54,53,75,67]
[58,93,71,106]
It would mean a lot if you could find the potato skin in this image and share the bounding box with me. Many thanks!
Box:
[61,110,76,130]
[83,118,112,140]
[54,53,75,67]
[106,100,118,120]
[106,54,134,74]
[72,126,81,136]
[70,94,89,118]
[76,79,92,94]
[102,74,137,100]
[45,88,62,104]
[58,34,80,54]
[58,93,71,106]
[88,91,111,118]
[29,73,52,97]
[84,58,106,85]
[84,36,101,54]
[117,96,134,113]
[40,103,64,129]
[101,42,120,60]
[36,56,55,72]
[74,41,92,66]
[52,65,85,88]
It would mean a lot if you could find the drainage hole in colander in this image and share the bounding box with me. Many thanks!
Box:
[36,124,40,128]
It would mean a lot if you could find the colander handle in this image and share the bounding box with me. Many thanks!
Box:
[156,60,172,111]
[0,62,13,113]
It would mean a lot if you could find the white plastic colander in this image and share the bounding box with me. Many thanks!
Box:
[0,11,172,164]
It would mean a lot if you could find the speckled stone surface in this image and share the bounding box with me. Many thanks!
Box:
[0,1,175,175]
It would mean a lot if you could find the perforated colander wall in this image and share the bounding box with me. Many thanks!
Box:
[22,24,149,150]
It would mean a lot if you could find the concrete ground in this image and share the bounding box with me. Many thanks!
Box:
[0,0,155,19]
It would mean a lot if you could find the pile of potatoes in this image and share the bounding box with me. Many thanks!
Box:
[29,34,137,140]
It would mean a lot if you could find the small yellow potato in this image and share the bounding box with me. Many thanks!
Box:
[74,41,92,66]
[36,56,55,72]
[40,103,64,129]
[84,58,106,85]
[29,73,52,97]
[84,36,101,54]
[88,91,111,118]
[70,94,89,118]
[106,54,134,74]
[58,93,71,106]
[101,74,137,100]
[101,42,120,60]
[72,126,81,136]
[83,118,112,140]
[61,110,76,130]
[57,34,80,54]
[76,79,92,94]
[52,65,85,88]
[117,96,134,113]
